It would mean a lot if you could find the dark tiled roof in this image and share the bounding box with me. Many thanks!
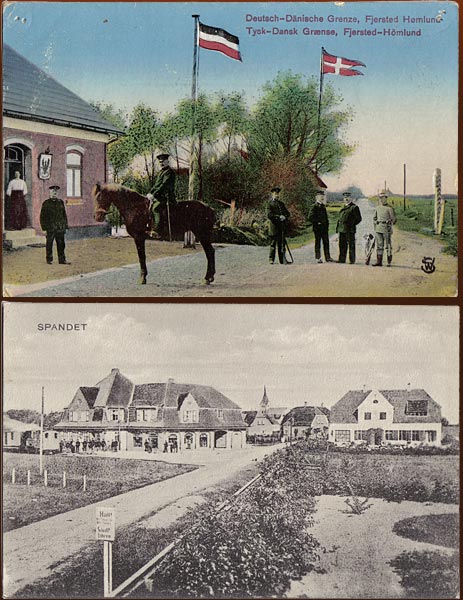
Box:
[282,406,326,427]
[133,381,243,411]
[330,390,441,424]
[107,370,134,407]
[93,369,134,408]
[3,45,124,135]
[242,411,257,426]
[79,387,99,408]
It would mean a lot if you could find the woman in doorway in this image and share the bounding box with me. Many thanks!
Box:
[5,171,28,230]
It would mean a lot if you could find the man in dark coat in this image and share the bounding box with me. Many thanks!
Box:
[308,189,334,263]
[267,187,290,264]
[147,153,176,237]
[336,191,362,264]
[39,185,70,265]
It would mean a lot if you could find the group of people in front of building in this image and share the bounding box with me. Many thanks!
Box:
[268,186,396,267]
[59,438,116,453]
[15,152,395,269]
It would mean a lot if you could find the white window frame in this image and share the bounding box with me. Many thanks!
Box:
[335,430,351,443]
[66,151,82,198]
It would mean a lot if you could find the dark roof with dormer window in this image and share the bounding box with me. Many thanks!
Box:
[3,45,124,135]
[330,389,441,424]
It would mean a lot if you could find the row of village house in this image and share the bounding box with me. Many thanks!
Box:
[4,369,449,452]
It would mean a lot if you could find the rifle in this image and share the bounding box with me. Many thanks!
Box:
[364,233,375,265]
[285,239,294,264]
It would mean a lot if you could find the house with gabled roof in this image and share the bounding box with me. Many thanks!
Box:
[281,405,330,441]
[242,387,287,442]
[54,369,247,451]
[3,44,124,247]
[328,388,442,446]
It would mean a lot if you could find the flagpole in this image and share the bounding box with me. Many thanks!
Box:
[39,386,44,475]
[188,15,200,202]
[315,47,325,175]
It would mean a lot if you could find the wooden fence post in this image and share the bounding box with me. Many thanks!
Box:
[83,474,87,492]
[27,470,31,486]
[44,470,48,487]
[11,468,16,484]
[63,471,67,488]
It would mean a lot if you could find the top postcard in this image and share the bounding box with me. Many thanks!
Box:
[2,1,458,298]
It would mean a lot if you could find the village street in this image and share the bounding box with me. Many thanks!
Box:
[5,200,457,298]
[3,445,276,598]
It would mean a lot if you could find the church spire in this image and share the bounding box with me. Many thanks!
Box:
[260,385,269,412]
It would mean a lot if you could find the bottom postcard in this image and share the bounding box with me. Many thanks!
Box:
[2,303,459,598]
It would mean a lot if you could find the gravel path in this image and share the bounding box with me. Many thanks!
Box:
[289,495,458,598]
[9,200,457,297]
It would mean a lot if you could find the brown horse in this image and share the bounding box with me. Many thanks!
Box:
[93,183,216,285]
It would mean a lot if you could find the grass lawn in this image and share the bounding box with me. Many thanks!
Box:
[3,453,197,532]
[393,513,459,549]
[11,466,260,599]
[388,196,458,234]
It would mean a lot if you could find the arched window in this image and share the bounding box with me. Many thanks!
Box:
[200,433,208,448]
[184,433,193,449]
[66,151,82,197]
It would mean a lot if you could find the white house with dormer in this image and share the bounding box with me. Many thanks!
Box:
[329,388,442,446]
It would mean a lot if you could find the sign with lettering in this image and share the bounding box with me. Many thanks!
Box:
[96,507,115,541]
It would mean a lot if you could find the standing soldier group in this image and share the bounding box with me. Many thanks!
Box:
[266,186,396,268]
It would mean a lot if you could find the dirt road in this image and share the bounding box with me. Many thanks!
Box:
[4,200,457,297]
[3,445,274,598]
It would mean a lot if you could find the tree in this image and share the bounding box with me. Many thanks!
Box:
[214,92,249,161]
[126,103,163,185]
[90,101,128,131]
[242,72,355,222]
[175,95,219,200]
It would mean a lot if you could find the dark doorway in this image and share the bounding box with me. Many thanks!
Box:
[214,431,227,448]
[3,144,32,228]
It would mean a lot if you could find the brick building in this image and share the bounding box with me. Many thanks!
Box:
[3,44,124,247]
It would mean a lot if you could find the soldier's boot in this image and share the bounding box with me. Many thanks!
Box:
[387,254,392,267]
[372,252,383,267]
[146,208,161,239]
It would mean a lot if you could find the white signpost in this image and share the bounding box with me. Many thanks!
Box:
[96,507,115,597]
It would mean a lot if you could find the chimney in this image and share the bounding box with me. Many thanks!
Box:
[407,382,411,392]
[111,368,119,374]
[362,383,366,392]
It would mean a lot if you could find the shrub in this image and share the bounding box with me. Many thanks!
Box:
[389,550,460,598]
[153,444,323,597]
[442,232,458,257]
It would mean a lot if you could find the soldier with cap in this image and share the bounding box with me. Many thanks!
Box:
[39,185,70,265]
[372,191,396,267]
[267,187,290,264]
[336,191,362,264]
[308,189,334,263]
[147,153,176,237]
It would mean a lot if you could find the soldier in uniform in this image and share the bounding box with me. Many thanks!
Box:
[39,185,70,265]
[336,191,362,264]
[372,191,397,267]
[308,189,334,263]
[147,153,176,237]
[267,187,290,264]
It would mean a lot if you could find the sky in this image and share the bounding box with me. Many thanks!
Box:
[3,303,459,423]
[2,1,458,195]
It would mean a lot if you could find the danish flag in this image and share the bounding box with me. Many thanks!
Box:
[322,48,366,76]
